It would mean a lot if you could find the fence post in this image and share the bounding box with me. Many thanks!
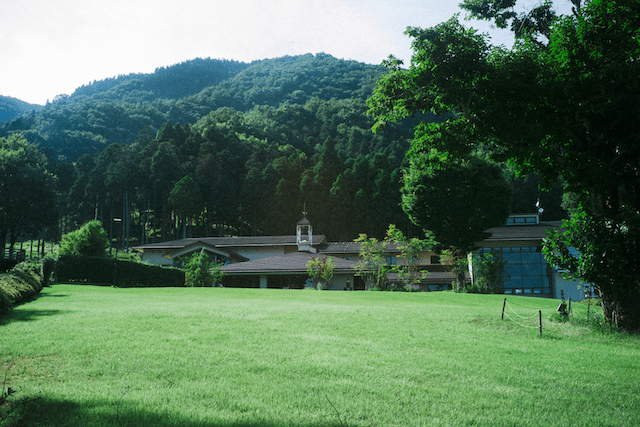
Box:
[501,298,507,320]
[539,310,542,337]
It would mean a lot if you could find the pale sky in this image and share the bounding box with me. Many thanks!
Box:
[1,0,572,105]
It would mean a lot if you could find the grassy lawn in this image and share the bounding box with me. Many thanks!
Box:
[1,285,639,426]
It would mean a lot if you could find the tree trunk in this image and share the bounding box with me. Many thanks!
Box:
[600,284,640,332]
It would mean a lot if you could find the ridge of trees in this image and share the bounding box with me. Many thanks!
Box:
[0,54,387,162]
[0,95,43,123]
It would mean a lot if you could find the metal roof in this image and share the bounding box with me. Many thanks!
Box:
[482,221,563,243]
[219,251,356,275]
[133,235,327,251]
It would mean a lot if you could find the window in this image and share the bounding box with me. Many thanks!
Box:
[478,246,551,295]
[386,256,396,265]
[506,215,538,225]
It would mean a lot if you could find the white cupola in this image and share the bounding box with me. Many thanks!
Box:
[296,217,315,252]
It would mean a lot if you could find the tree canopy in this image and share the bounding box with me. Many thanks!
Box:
[0,135,58,251]
[402,151,512,254]
[368,0,640,330]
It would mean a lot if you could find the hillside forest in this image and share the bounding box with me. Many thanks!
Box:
[0,54,564,248]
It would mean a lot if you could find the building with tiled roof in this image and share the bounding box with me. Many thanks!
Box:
[133,214,587,299]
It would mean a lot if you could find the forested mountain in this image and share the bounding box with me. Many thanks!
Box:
[0,54,387,162]
[1,53,563,247]
[70,58,249,101]
[0,95,43,123]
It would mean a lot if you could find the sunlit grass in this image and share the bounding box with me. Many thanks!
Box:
[2,285,639,426]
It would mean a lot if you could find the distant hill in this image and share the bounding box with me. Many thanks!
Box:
[69,57,250,102]
[0,54,388,161]
[0,95,43,122]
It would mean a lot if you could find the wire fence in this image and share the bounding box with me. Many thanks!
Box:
[501,298,543,336]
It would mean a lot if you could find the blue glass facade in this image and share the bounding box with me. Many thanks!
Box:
[481,246,551,295]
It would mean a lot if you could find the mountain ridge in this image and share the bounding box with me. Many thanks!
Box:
[0,95,44,122]
[0,53,388,161]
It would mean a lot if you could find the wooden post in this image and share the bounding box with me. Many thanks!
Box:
[539,310,542,337]
[501,298,507,320]
[568,298,572,315]
[113,261,117,287]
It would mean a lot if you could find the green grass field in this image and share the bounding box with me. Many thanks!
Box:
[2,285,639,426]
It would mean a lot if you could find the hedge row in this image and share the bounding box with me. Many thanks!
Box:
[0,258,53,314]
[55,255,185,288]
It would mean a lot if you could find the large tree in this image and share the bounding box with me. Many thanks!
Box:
[368,0,640,330]
[0,135,58,254]
[402,150,512,289]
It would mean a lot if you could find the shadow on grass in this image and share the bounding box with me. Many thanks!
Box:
[22,397,351,427]
[0,289,72,325]
[0,308,69,326]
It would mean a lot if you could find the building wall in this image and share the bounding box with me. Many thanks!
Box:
[327,274,356,291]
[140,251,173,266]
[554,272,590,302]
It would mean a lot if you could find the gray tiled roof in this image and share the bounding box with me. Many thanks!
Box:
[133,235,327,251]
[320,241,401,255]
[219,251,356,275]
[483,221,563,243]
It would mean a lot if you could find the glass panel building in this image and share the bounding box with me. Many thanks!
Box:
[478,214,557,297]
[480,246,551,295]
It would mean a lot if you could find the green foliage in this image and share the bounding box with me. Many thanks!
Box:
[306,255,336,289]
[0,285,9,314]
[439,248,469,292]
[3,54,385,161]
[385,224,436,291]
[54,255,185,287]
[9,261,43,292]
[183,250,225,287]
[59,220,109,257]
[169,175,203,223]
[354,234,390,290]
[41,88,414,241]
[460,0,558,39]
[0,260,46,313]
[0,135,58,249]
[0,94,42,121]
[401,151,512,254]
[369,1,640,329]
[41,254,56,287]
[470,251,506,294]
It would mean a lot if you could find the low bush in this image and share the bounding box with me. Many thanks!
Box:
[59,220,109,257]
[55,255,185,287]
[0,259,47,313]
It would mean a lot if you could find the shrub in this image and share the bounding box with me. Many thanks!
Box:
[59,220,109,257]
[184,250,225,287]
[0,257,60,314]
[0,283,11,314]
[55,255,185,287]
[306,255,336,290]
[0,266,41,313]
[10,260,43,293]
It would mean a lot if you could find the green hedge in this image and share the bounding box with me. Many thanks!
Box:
[55,255,185,288]
[0,259,47,313]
